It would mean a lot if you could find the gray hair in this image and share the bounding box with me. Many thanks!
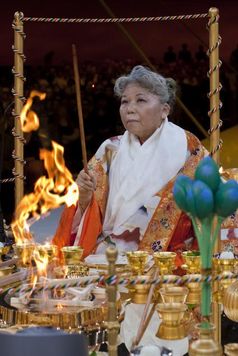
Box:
[114,65,177,110]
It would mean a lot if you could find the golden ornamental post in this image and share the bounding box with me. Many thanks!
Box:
[12,12,25,207]
[106,247,120,356]
[208,7,222,344]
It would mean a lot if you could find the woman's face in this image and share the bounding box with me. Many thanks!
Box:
[119,83,170,143]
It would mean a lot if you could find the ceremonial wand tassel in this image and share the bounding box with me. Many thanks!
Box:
[72,44,88,173]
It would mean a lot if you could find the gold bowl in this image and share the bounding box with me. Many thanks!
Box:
[126,251,148,275]
[0,246,10,260]
[159,286,189,304]
[61,246,84,265]
[153,251,176,274]
[37,244,58,262]
[156,302,188,340]
[13,243,36,267]
[182,251,201,274]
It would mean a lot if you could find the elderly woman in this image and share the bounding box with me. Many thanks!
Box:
[53,65,205,257]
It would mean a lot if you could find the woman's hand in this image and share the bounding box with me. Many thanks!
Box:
[76,169,96,213]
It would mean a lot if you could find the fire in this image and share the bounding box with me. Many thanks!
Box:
[12,90,79,246]
[20,90,46,132]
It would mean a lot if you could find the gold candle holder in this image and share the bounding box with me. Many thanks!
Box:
[126,251,148,275]
[153,251,176,275]
[224,343,238,356]
[156,302,187,340]
[61,246,84,265]
[13,243,36,267]
[181,251,201,274]
[159,286,188,304]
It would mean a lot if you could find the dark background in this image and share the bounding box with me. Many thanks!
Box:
[1,0,238,65]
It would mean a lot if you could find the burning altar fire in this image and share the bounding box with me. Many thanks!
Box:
[8,91,106,316]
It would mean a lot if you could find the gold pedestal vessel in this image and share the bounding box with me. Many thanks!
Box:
[0,245,10,261]
[213,256,236,302]
[184,274,201,305]
[132,275,151,304]
[159,286,188,304]
[13,243,36,267]
[126,251,149,301]
[153,251,176,275]
[61,246,84,265]
[181,251,201,274]
[189,324,222,355]
[156,303,187,340]
[126,251,148,275]
[224,343,238,355]
[37,244,58,262]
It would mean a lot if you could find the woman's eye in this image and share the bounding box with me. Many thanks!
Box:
[121,100,127,105]
[137,98,146,102]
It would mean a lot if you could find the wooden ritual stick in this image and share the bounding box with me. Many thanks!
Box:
[72,44,88,173]
[132,268,159,349]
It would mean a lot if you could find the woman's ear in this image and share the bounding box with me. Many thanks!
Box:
[162,103,170,119]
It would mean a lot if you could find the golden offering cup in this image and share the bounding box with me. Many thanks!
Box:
[61,246,84,265]
[126,250,148,275]
[159,286,189,304]
[0,245,10,261]
[37,244,58,263]
[156,302,188,340]
[13,243,36,267]
[153,251,176,275]
[181,251,201,274]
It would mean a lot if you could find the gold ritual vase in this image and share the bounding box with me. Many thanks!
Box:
[184,274,202,305]
[189,324,222,355]
[0,245,10,260]
[159,286,188,304]
[126,251,149,300]
[61,246,84,265]
[213,256,236,302]
[13,243,36,267]
[156,302,187,340]
[126,251,148,275]
[37,244,58,263]
[132,275,151,304]
[181,251,201,274]
[153,251,176,275]
[224,343,238,355]
[153,252,176,301]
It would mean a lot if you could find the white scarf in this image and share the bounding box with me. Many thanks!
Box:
[103,118,187,235]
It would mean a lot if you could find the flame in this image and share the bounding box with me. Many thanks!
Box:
[33,247,49,278]
[12,91,79,246]
[20,90,46,132]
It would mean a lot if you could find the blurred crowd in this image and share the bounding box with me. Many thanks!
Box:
[0,43,238,221]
